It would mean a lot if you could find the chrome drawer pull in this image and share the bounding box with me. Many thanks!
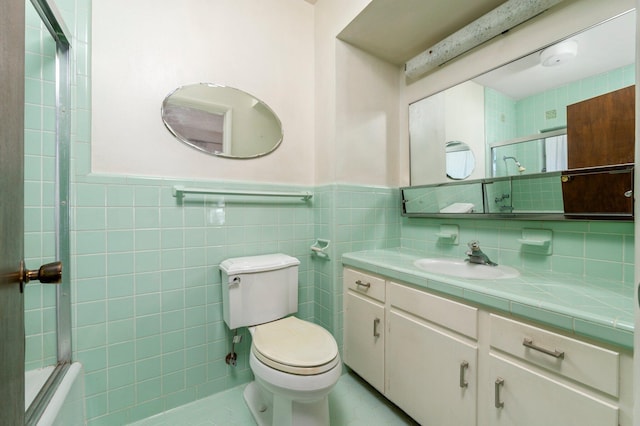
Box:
[523,337,565,359]
[495,377,505,408]
[355,279,371,289]
[373,318,381,337]
[459,361,469,388]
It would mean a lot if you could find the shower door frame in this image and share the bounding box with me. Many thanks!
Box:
[24,0,72,424]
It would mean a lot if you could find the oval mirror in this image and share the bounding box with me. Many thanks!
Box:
[161,83,283,158]
[445,141,475,180]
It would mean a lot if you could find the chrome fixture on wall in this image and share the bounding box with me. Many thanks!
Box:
[503,156,526,173]
[405,0,564,79]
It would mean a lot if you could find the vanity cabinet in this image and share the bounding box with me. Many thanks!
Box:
[386,282,478,426]
[488,356,618,426]
[487,315,620,426]
[342,267,632,426]
[343,268,385,393]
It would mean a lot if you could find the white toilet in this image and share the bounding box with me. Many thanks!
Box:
[220,253,341,426]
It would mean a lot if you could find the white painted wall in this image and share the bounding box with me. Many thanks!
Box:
[92,0,315,184]
[92,0,633,189]
[313,0,404,187]
[334,42,401,186]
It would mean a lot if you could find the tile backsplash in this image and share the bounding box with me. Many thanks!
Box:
[401,217,634,284]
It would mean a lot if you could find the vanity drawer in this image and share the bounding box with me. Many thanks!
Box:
[344,268,385,302]
[389,282,477,340]
[490,314,619,397]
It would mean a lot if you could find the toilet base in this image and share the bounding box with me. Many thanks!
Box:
[243,381,330,426]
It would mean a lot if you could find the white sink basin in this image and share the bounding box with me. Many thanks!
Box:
[413,258,520,280]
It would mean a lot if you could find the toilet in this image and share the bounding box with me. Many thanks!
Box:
[220,253,341,426]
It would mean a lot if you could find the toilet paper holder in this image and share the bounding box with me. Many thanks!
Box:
[311,239,330,259]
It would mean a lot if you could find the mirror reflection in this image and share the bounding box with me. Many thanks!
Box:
[409,11,635,185]
[446,141,475,179]
[403,182,484,215]
[402,172,566,218]
[162,83,283,158]
[490,128,567,177]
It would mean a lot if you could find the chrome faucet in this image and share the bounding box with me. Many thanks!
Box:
[466,241,497,266]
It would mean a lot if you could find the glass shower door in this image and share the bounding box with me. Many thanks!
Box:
[23,0,72,420]
[23,0,59,379]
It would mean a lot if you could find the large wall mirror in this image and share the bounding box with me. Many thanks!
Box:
[409,10,635,185]
[405,10,635,220]
[162,83,283,158]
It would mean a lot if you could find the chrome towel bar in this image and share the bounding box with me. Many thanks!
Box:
[172,185,313,202]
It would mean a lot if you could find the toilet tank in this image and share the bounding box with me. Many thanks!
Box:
[220,253,300,330]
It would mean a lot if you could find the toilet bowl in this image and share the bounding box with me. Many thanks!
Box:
[220,254,341,426]
[244,316,341,426]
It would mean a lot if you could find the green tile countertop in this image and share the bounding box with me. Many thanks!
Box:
[342,248,634,350]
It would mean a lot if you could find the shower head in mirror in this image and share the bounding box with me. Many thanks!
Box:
[503,156,526,173]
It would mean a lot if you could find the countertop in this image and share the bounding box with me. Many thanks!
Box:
[342,248,634,350]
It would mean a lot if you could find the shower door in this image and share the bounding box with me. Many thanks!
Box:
[0,0,27,424]
[21,0,71,423]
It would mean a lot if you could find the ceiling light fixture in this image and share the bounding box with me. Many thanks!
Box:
[405,0,564,80]
[539,39,578,66]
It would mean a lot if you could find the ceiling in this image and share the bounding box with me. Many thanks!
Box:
[337,1,635,100]
[337,0,507,65]
[473,10,635,99]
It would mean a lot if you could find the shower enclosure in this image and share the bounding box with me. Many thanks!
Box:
[23,0,72,423]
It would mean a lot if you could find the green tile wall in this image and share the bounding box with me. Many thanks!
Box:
[401,217,634,284]
[313,184,400,351]
[73,177,316,425]
[486,64,635,177]
[515,64,635,136]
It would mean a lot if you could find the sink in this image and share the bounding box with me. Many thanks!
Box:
[413,258,520,279]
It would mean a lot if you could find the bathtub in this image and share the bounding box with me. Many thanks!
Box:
[25,362,86,426]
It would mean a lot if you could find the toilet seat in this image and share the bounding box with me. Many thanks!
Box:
[252,316,339,375]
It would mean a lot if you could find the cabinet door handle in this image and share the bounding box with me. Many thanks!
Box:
[459,361,469,388]
[373,318,381,337]
[522,337,565,359]
[495,377,505,408]
[355,279,371,289]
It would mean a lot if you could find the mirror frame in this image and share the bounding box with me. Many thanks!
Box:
[402,172,564,220]
[401,167,633,221]
[161,83,284,159]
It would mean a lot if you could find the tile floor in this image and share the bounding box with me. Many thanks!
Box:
[129,371,417,425]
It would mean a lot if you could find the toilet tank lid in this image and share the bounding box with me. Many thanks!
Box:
[220,253,300,274]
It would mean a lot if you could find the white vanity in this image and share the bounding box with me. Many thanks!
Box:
[342,250,633,426]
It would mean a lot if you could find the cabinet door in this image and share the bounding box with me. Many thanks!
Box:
[489,354,618,426]
[386,310,477,426]
[561,167,633,217]
[343,291,385,393]
[567,85,635,168]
